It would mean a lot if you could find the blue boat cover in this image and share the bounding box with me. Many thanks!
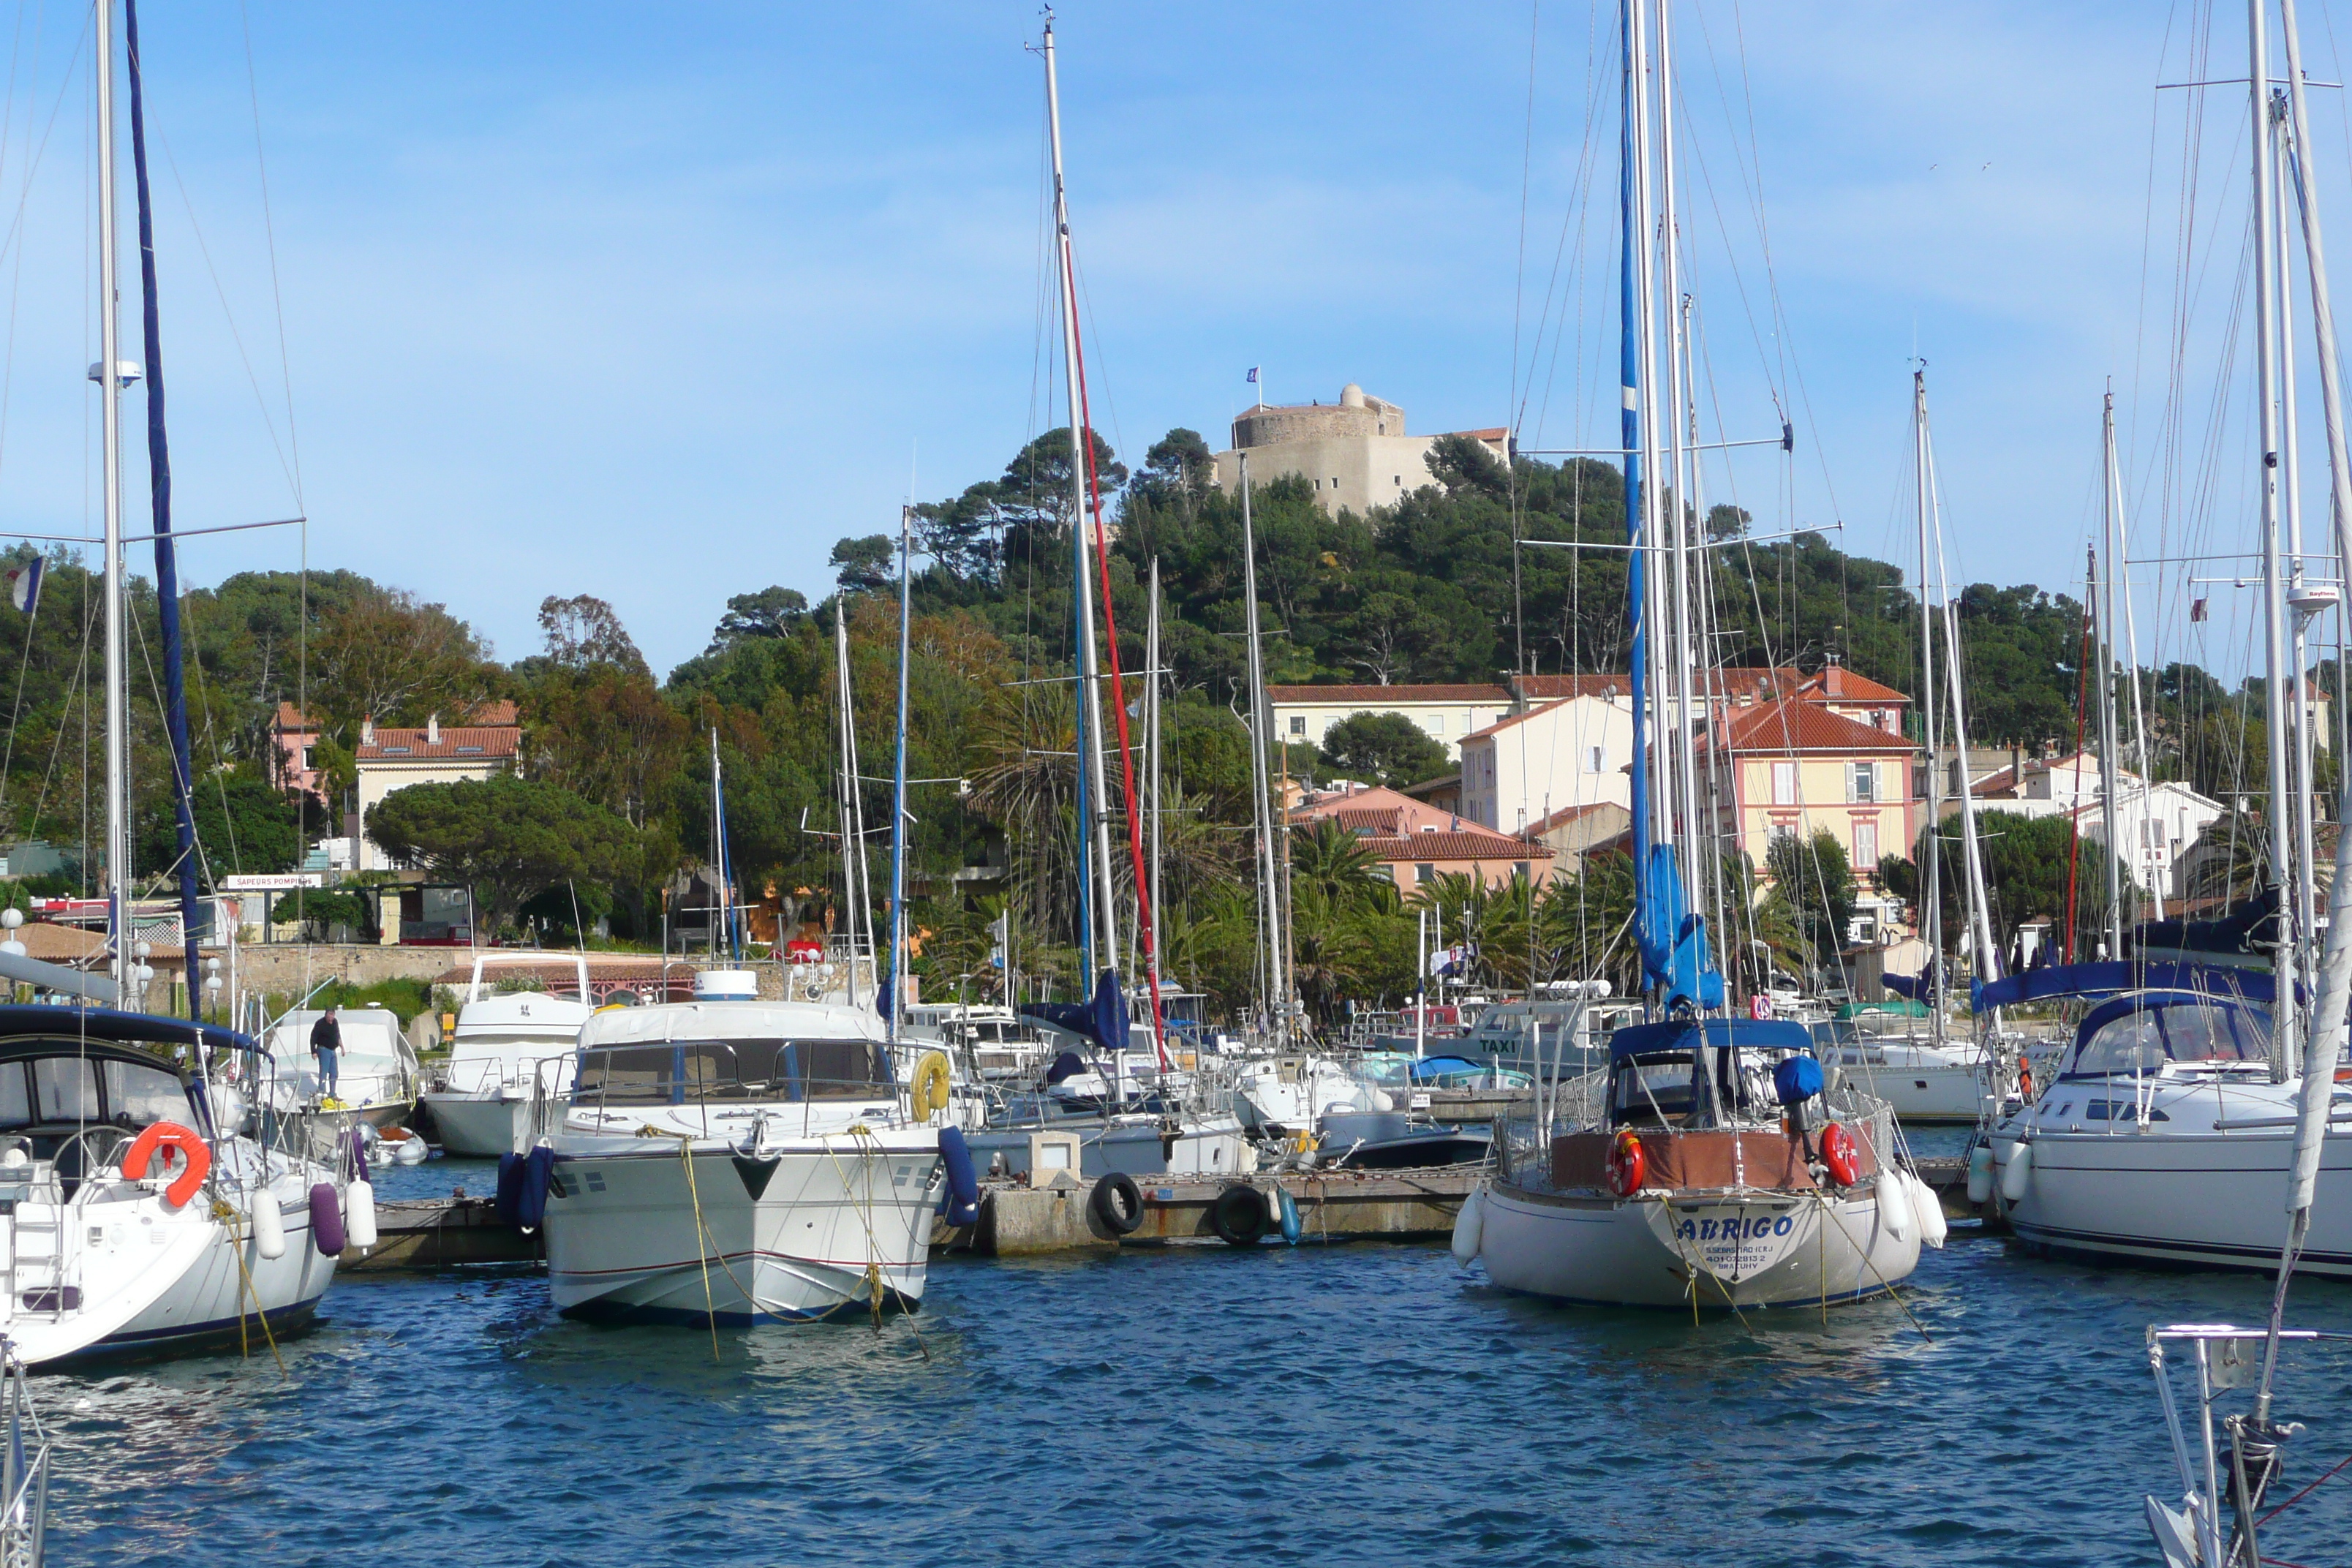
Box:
[1019,968,1131,1056]
[1972,960,2291,1013]
[1608,1016,1814,1063]
[1883,968,1936,1001]
[2072,988,2266,1047]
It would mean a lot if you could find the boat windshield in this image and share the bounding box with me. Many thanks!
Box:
[574,1039,894,1105]
[0,1053,192,1134]
[2065,1000,2270,1079]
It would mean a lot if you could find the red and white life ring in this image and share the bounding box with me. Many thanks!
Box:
[122,1120,212,1209]
[1605,1128,1647,1198]
[1820,1122,1860,1188]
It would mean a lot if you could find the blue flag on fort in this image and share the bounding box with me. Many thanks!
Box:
[1245,366,1259,383]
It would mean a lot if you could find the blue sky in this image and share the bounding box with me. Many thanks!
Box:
[0,2,2337,677]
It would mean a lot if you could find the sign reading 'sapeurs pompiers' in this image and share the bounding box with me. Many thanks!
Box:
[220,873,325,891]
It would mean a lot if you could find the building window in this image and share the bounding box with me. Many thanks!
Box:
[1769,819,1798,845]
[301,746,316,769]
[1772,761,1797,806]
[1854,820,1878,870]
[1588,745,1605,774]
[1415,863,1435,885]
[1288,715,1306,737]
[1515,862,1531,881]
[1850,763,1877,803]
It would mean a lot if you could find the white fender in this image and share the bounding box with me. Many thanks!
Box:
[1914,1172,1948,1249]
[2000,1142,2033,1203]
[1450,1183,1485,1265]
[346,1179,380,1251]
[252,1187,287,1261]
[1877,1171,1912,1240]
[1965,1145,1994,1205]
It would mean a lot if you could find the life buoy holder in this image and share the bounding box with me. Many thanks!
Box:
[911,1052,952,1123]
[123,1120,211,1209]
[1821,1122,1860,1188]
[1605,1128,1646,1198]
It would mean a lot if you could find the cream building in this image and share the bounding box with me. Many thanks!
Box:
[1458,683,1637,835]
[1213,383,1507,516]
[1267,683,1510,751]
[1971,752,2225,904]
[354,702,521,872]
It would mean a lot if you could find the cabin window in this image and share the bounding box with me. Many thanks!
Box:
[0,1063,28,1129]
[32,1059,98,1123]
[102,1061,191,1128]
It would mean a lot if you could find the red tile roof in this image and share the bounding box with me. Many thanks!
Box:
[1359,832,1552,863]
[1493,674,1631,704]
[1701,697,1922,757]
[358,726,521,764]
[1511,666,1910,706]
[1267,683,1510,704]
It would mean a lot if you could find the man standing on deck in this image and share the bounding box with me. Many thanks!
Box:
[311,1006,342,1101]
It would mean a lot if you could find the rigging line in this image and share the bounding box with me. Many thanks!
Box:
[1508,0,1539,677]
[27,568,96,853]
[0,10,88,297]
[0,565,37,819]
[237,0,301,507]
[0,0,48,489]
[149,125,296,499]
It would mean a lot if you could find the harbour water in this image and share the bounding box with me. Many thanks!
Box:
[44,1158,2352,1566]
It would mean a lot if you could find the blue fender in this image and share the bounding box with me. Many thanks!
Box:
[938,1126,981,1226]
[516,1145,554,1232]
[1276,1184,1301,1245]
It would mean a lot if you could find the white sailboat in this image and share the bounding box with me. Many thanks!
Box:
[1987,0,2352,1279]
[1459,0,1929,1310]
[0,0,349,1366]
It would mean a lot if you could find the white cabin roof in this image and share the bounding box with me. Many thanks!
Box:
[578,999,886,1049]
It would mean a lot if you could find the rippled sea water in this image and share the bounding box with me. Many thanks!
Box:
[43,1156,2352,1567]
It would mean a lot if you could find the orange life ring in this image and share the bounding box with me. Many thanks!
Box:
[1605,1128,1647,1197]
[122,1121,212,1209]
[1821,1122,1860,1188]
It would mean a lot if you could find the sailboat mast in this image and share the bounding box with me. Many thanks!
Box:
[834,603,866,1007]
[1146,559,1164,992]
[2108,402,2164,922]
[1041,17,1120,976]
[122,0,199,1019]
[1922,428,2004,996]
[1238,457,1288,1047]
[95,0,130,1002]
[2278,0,2352,578]
[1621,0,1657,911]
[1656,1,1701,916]
[1914,370,1945,1039]
[2096,401,2125,952]
[887,504,913,1036]
[2249,0,2304,1080]
[2272,91,2322,962]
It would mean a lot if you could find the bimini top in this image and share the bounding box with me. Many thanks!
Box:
[579,999,887,1049]
[2064,988,2272,1079]
[1975,959,2291,1013]
[1609,1017,1814,1063]
[0,1003,255,1057]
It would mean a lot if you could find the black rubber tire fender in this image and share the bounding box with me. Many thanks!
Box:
[1090,1170,1145,1235]
[1210,1183,1270,1247]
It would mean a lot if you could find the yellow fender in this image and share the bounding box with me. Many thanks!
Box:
[911,1051,952,1123]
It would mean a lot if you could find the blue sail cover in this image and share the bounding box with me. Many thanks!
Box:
[1638,843,1725,1011]
[1972,960,2293,1013]
[1883,968,1936,1001]
[1019,968,1132,1055]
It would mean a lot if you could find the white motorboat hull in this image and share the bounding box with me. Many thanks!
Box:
[1475,1178,1921,1308]
[420,1090,525,1158]
[1997,1126,2352,1275]
[1836,1059,1993,1122]
[544,1133,940,1323]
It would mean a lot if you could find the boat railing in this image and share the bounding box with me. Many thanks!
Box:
[0,1338,50,1568]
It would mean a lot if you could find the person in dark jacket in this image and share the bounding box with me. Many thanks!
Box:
[311,1006,342,1100]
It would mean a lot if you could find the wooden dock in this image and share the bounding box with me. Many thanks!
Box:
[336,1153,1994,1272]
[339,1196,541,1272]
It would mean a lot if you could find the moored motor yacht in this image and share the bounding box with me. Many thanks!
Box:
[263,1004,421,1137]
[419,953,595,1157]
[538,1000,944,1324]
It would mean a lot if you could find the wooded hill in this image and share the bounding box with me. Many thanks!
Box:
[0,426,2310,1012]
